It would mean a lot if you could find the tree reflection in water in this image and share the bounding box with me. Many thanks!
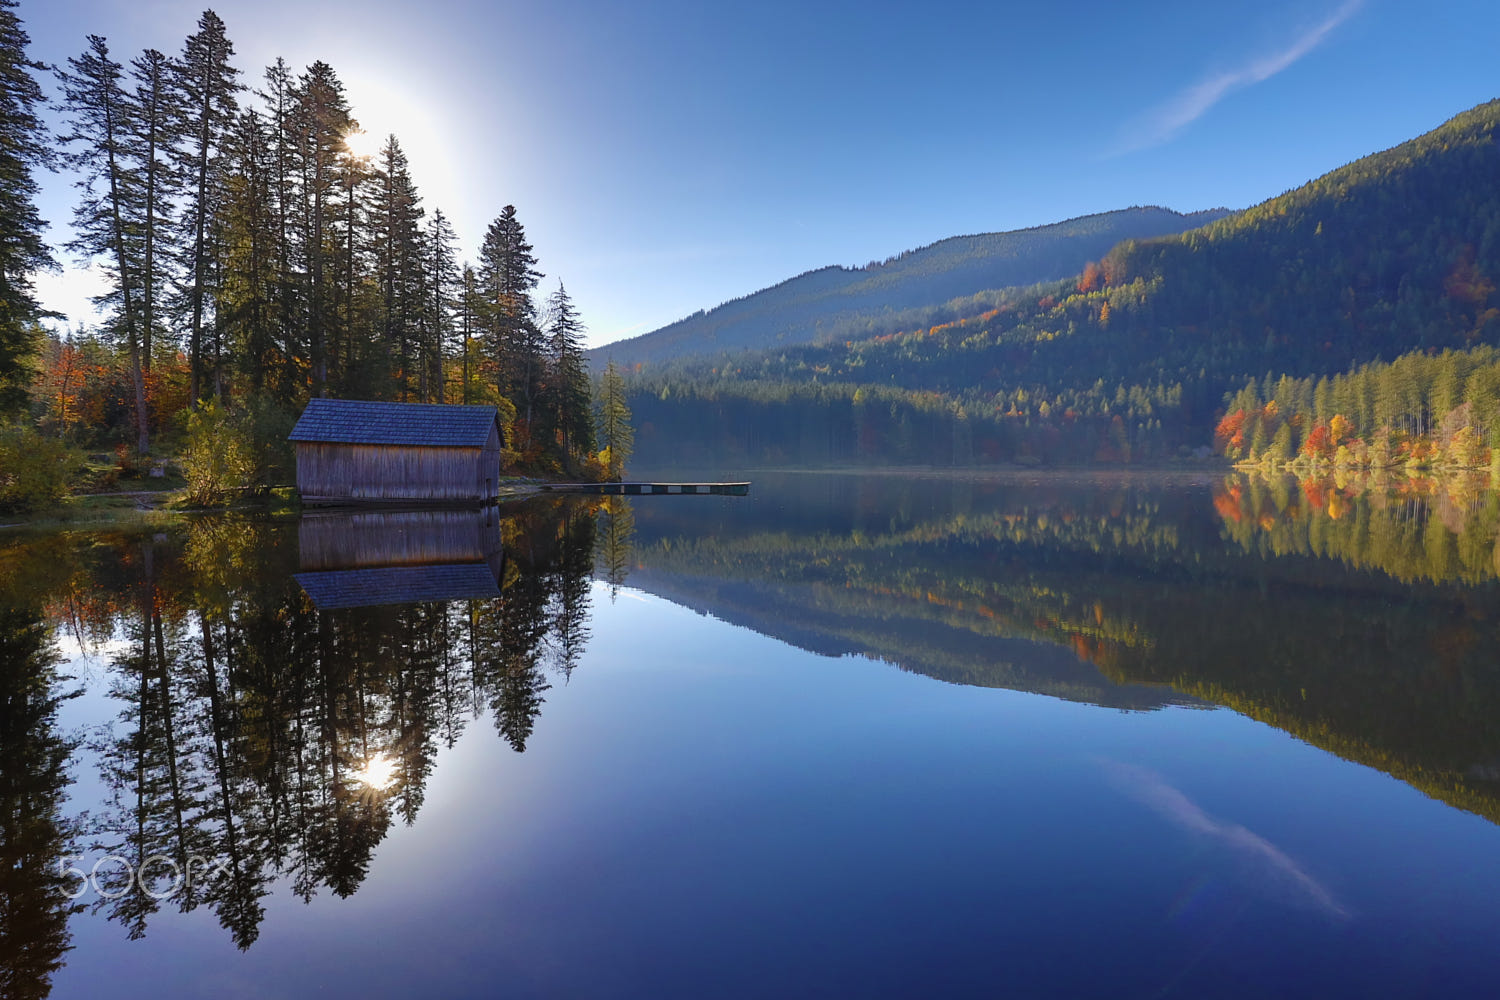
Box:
[2,474,1499,996]
[0,601,82,1000]
[0,498,596,994]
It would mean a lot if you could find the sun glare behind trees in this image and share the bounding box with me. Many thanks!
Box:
[341,126,381,161]
[0,2,604,508]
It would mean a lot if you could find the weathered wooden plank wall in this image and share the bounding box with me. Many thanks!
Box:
[294,443,498,502]
[296,564,504,610]
[298,508,504,572]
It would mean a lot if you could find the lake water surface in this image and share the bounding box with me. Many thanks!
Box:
[4,470,1500,998]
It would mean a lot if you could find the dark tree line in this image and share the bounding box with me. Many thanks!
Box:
[627,375,1187,469]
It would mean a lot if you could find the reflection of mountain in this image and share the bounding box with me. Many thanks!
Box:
[618,475,1203,710]
[619,473,1500,825]
[626,566,1187,711]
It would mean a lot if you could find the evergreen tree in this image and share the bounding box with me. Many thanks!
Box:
[543,281,593,462]
[173,9,239,404]
[219,110,277,393]
[292,61,352,395]
[56,35,151,454]
[477,205,541,426]
[369,134,424,399]
[423,209,459,402]
[457,263,485,404]
[127,48,181,375]
[0,0,55,418]
[596,359,633,480]
[331,125,371,394]
[257,57,303,395]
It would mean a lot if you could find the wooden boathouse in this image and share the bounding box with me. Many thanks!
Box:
[288,399,504,505]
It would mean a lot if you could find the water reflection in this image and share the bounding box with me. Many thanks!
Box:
[1102,759,1350,920]
[0,474,1497,996]
[0,500,596,994]
[620,472,1500,823]
[1213,469,1500,583]
[296,508,508,609]
[595,495,636,599]
[0,603,81,1000]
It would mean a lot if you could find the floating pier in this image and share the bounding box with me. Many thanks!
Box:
[538,481,751,496]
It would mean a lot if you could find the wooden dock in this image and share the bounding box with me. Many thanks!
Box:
[538,481,751,496]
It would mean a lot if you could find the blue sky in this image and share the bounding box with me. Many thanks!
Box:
[20,0,1500,348]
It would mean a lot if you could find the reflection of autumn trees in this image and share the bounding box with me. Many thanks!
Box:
[0,500,596,956]
[1213,471,1500,584]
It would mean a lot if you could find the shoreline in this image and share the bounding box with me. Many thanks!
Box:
[0,479,565,534]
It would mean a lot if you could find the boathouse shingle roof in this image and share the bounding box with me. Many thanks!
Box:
[288,399,500,447]
[295,565,502,610]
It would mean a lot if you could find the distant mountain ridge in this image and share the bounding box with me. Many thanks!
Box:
[591,206,1231,368]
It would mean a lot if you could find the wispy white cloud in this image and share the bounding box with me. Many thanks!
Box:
[1101,760,1350,919]
[1113,0,1364,155]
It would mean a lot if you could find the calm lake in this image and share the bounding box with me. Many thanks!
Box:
[4,469,1500,998]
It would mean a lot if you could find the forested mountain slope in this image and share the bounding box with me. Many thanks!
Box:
[591,206,1229,369]
[626,99,1500,468]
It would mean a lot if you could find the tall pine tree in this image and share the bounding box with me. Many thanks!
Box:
[57,35,151,453]
[0,0,54,417]
[423,208,459,402]
[543,281,593,463]
[596,359,633,480]
[173,9,239,404]
[477,205,541,431]
[219,109,277,394]
[369,134,424,399]
[292,61,352,395]
[127,48,181,376]
[332,126,372,394]
[257,57,303,395]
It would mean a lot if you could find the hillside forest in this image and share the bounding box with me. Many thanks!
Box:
[617,101,1500,475]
